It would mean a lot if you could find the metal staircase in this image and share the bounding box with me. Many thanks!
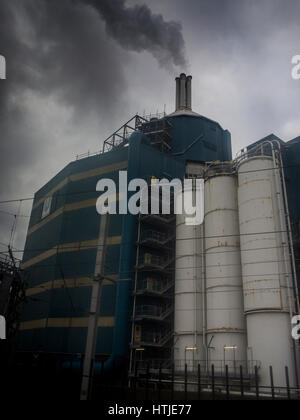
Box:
[129,209,176,376]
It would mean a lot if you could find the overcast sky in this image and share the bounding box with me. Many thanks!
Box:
[0,0,300,257]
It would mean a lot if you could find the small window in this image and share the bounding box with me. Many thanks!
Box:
[42,196,52,219]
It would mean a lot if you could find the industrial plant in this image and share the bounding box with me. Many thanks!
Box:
[15,74,300,399]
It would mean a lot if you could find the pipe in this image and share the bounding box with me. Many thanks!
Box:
[179,73,186,109]
[186,76,192,110]
[175,77,180,111]
[128,213,142,378]
[201,222,207,372]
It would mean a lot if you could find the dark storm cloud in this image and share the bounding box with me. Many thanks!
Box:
[83,0,187,69]
[0,0,187,199]
[0,0,127,127]
[0,0,127,253]
[0,0,188,254]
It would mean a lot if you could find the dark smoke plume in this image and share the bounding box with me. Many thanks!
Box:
[83,0,188,69]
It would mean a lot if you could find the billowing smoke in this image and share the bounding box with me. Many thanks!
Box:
[83,0,187,69]
[0,0,187,254]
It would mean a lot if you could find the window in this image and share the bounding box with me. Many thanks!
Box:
[41,196,52,219]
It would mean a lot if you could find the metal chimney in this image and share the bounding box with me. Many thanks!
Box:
[175,77,180,111]
[179,73,187,110]
[186,75,192,110]
[175,73,193,112]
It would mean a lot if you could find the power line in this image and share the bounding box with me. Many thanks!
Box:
[1,228,297,256]
[1,160,300,207]
[0,209,30,218]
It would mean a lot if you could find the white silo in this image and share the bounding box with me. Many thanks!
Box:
[174,177,204,373]
[204,164,247,374]
[237,153,298,388]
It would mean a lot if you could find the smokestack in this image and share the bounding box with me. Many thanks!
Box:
[175,73,193,112]
[179,73,187,110]
[186,75,192,110]
[175,77,180,111]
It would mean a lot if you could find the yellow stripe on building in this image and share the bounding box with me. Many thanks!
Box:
[33,160,127,210]
[19,317,115,331]
[28,194,124,236]
[26,275,118,297]
[33,178,69,210]
[28,207,64,235]
[69,161,127,183]
[22,236,122,269]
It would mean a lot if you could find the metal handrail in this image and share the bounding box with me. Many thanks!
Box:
[137,330,173,346]
[135,304,173,319]
[136,278,173,294]
[137,254,173,268]
[173,359,261,377]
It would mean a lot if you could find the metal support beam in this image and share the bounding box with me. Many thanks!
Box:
[80,214,109,400]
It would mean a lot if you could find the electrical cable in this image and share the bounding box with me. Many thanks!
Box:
[1,228,299,256]
[1,160,300,206]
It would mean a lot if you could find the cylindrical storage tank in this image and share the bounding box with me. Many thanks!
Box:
[205,165,247,375]
[238,156,297,388]
[174,210,203,374]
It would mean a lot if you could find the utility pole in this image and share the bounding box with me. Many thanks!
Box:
[80,214,109,400]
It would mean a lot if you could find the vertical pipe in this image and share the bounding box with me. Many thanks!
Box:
[255,366,259,400]
[225,365,229,400]
[80,214,108,400]
[179,73,186,110]
[198,364,201,400]
[285,366,291,400]
[175,77,180,111]
[171,363,175,401]
[201,222,207,372]
[184,363,188,399]
[186,76,192,110]
[129,214,142,377]
[211,364,215,400]
[269,366,275,400]
[240,365,244,399]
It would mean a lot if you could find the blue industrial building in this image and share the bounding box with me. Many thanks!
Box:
[18,74,231,376]
[18,74,300,386]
